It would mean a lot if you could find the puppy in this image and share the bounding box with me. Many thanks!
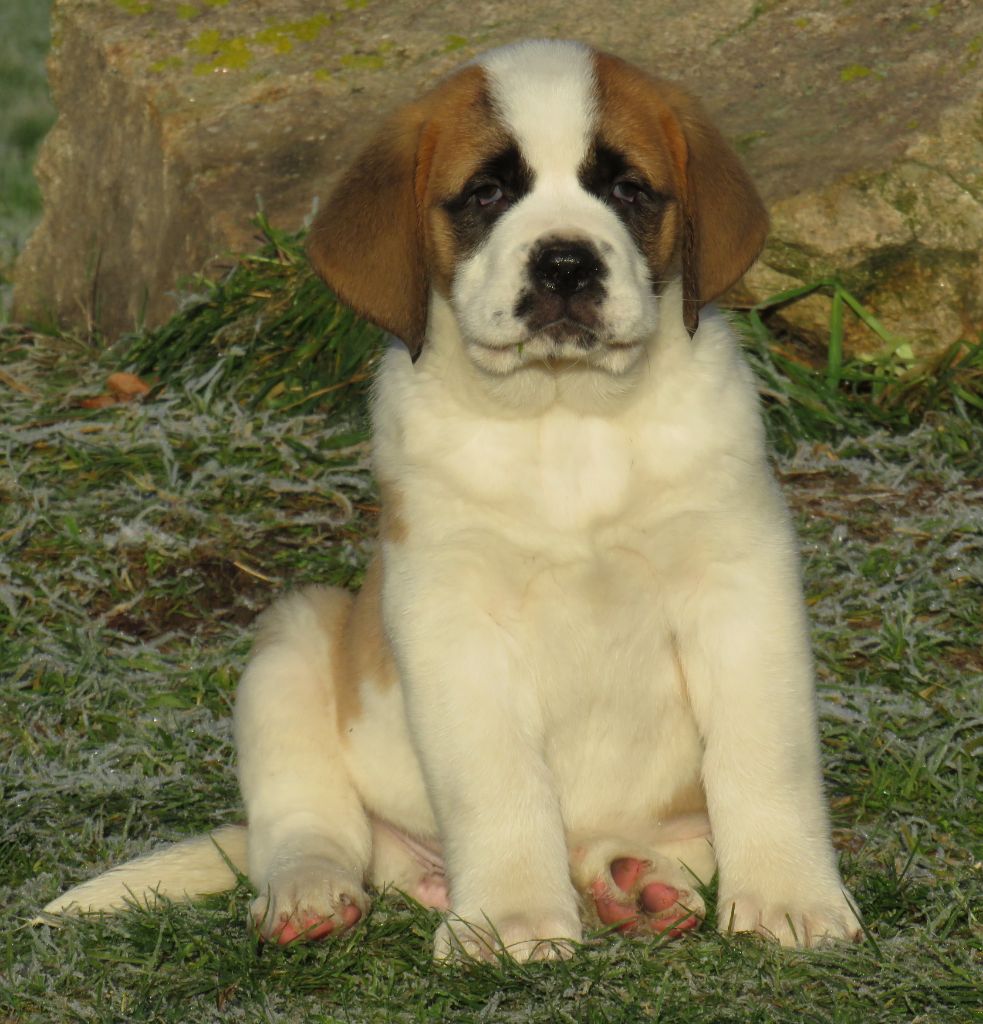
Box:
[42,39,861,961]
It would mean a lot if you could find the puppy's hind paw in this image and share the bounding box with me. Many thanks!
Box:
[588,856,704,939]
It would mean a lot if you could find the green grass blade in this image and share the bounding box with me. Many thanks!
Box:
[827,284,845,389]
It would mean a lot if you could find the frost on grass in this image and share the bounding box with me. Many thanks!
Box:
[1,333,980,1022]
[0,340,374,913]
[775,426,981,928]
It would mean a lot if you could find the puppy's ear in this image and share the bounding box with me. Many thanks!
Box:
[307,107,429,357]
[593,54,768,335]
[666,95,769,334]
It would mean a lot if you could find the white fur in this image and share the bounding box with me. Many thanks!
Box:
[453,41,657,375]
[41,39,859,960]
[36,825,247,919]
[366,285,857,955]
[481,40,596,174]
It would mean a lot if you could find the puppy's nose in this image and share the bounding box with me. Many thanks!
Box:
[532,244,602,297]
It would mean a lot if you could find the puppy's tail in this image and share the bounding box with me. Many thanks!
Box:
[35,824,248,921]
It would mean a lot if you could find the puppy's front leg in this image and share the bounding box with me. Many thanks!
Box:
[674,541,861,948]
[391,579,580,962]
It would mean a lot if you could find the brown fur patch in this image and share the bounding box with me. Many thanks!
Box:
[337,556,400,735]
[377,479,408,544]
[422,95,512,297]
[593,51,768,329]
[307,65,502,357]
[593,55,685,289]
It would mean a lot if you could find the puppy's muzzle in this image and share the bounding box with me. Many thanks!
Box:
[519,240,608,346]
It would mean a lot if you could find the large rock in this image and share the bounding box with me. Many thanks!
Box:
[741,88,983,356]
[14,0,983,354]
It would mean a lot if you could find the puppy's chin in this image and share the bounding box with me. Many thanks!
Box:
[466,327,646,377]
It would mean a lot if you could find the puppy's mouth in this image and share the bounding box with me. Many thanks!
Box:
[467,294,644,375]
[537,317,600,350]
[472,319,641,362]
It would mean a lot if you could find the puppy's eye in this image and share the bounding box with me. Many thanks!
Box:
[612,179,644,204]
[470,183,508,208]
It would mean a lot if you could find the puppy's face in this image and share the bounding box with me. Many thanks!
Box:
[436,45,674,375]
[309,41,767,376]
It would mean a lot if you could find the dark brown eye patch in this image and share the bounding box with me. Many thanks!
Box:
[579,139,670,213]
[442,144,535,254]
[578,138,674,280]
[448,145,534,210]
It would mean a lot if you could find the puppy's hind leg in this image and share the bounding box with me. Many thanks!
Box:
[235,586,372,944]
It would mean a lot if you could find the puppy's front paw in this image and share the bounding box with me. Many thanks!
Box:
[434,910,582,963]
[250,855,369,944]
[718,886,862,948]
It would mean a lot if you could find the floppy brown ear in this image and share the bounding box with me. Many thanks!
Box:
[307,109,429,357]
[592,53,768,335]
[669,96,769,333]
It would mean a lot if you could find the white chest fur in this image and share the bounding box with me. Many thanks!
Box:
[374,301,768,557]
[368,306,779,838]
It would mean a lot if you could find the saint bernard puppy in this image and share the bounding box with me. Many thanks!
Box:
[42,39,862,961]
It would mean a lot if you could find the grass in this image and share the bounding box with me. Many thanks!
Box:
[122,216,384,421]
[0,15,980,1014]
[1,233,981,1022]
[740,281,983,460]
[0,0,55,317]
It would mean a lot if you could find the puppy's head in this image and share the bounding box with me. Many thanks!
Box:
[308,40,767,375]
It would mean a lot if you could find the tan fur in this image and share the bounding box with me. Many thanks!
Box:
[419,89,511,296]
[593,52,769,331]
[337,557,398,735]
[307,66,502,357]
[592,55,685,282]
[377,480,408,545]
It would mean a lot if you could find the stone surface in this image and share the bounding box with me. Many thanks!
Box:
[742,89,983,355]
[13,0,983,353]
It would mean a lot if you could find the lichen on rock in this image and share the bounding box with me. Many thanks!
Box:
[13,0,983,355]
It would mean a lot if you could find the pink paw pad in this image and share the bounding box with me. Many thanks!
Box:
[641,881,680,914]
[591,857,699,939]
[271,904,362,945]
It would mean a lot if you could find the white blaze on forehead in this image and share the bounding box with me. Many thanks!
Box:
[449,40,661,378]
[479,40,597,176]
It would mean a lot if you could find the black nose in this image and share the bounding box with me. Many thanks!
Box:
[532,244,602,297]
